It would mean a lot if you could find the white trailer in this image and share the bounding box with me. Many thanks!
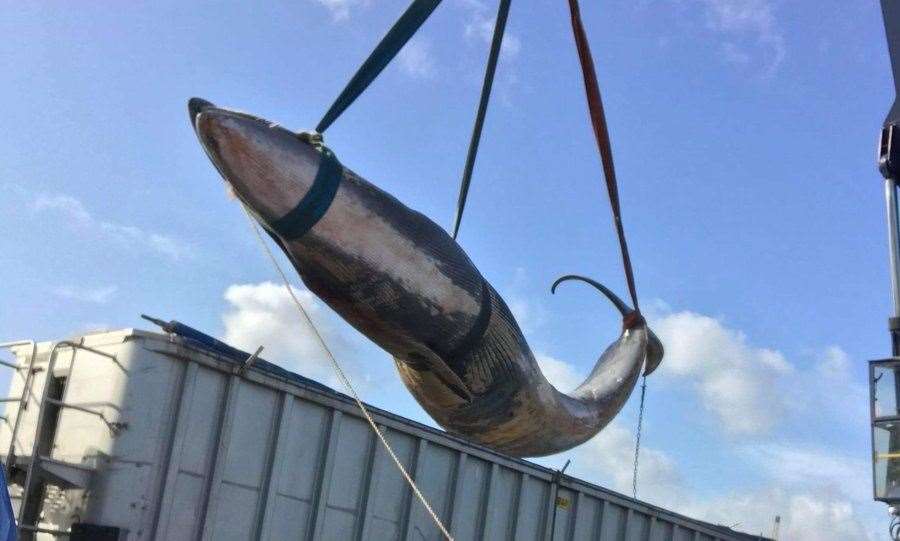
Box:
[0,325,766,541]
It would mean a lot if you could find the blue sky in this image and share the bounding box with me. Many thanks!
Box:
[0,0,891,538]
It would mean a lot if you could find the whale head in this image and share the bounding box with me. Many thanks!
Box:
[189,97,323,231]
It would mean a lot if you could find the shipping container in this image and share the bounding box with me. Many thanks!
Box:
[0,326,768,541]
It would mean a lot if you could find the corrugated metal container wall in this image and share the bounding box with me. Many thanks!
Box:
[0,330,767,541]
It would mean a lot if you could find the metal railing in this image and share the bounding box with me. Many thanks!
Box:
[0,341,39,475]
[0,339,125,536]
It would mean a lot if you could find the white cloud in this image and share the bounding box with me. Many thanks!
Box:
[32,193,192,261]
[508,296,546,335]
[799,345,869,431]
[53,285,118,304]
[77,323,113,335]
[313,0,365,22]
[699,0,776,35]
[398,38,436,79]
[464,12,521,60]
[458,0,521,106]
[537,353,583,393]
[506,267,547,334]
[34,193,92,224]
[552,419,683,503]
[652,310,791,435]
[690,486,874,541]
[740,443,870,503]
[650,308,868,438]
[720,41,751,65]
[694,0,786,76]
[817,345,851,380]
[681,440,878,540]
[221,281,373,390]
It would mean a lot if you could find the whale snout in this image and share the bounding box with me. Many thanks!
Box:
[188,97,214,124]
[189,98,322,229]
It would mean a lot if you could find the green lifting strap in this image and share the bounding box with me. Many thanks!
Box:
[314,0,511,240]
[451,0,512,239]
[316,0,444,134]
[269,146,343,240]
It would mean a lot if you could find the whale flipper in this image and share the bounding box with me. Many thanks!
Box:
[396,349,473,404]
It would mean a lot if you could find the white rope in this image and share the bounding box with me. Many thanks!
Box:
[631,374,647,499]
[238,203,453,541]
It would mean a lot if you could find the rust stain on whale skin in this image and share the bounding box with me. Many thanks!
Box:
[190,99,664,457]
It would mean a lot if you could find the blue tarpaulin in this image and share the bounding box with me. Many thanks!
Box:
[0,468,15,541]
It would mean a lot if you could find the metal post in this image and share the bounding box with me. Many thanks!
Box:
[881,0,900,353]
[546,459,570,541]
[885,175,900,355]
[883,177,900,528]
[877,6,900,529]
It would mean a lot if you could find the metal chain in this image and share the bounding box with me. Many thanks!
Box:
[631,375,647,499]
[238,202,454,541]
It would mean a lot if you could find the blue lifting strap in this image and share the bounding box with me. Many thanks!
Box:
[316,0,444,134]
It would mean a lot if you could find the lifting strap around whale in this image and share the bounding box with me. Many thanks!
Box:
[565,0,650,499]
[273,0,446,242]
[313,0,637,313]
[315,0,444,134]
[313,0,641,331]
[451,0,512,239]
[565,0,640,314]
[269,146,343,240]
[312,0,512,240]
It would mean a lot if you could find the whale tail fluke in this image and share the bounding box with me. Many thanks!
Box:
[551,274,634,317]
[551,274,664,376]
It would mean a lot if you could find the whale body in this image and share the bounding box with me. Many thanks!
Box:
[190,98,663,457]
